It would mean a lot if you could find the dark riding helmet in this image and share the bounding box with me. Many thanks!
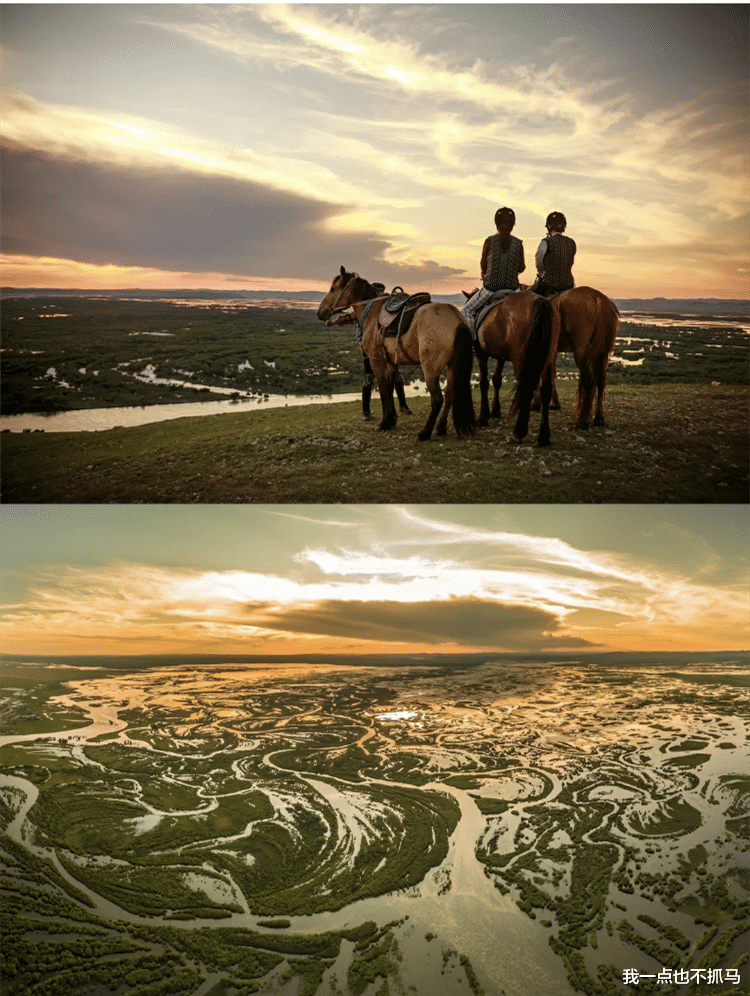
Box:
[546,211,567,232]
[494,207,516,231]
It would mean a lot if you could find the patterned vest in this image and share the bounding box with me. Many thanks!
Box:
[542,235,576,291]
[483,234,523,292]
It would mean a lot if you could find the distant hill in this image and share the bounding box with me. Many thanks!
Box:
[611,298,749,315]
[1,287,748,315]
[0,287,324,301]
[2,650,747,671]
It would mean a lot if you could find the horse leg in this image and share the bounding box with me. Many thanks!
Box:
[593,361,607,427]
[536,363,553,447]
[550,357,560,409]
[418,369,444,441]
[491,360,504,419]
[476,348,491,426]
[362,356,373,421]
[372,358,397,431]
[395,372,412,414]
[575,364,595,429]
[436,371,452,436]
[510,297,553,444]
[533,357,559,410]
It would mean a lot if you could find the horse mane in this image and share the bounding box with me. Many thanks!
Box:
[340,268,378,302]
[355,276,378,300]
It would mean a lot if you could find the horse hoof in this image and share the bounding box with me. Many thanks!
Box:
[400,406,414,415]
[509,433,523,445]
[417,431,432,442]
[538,435,551,447]
[362,413,372,421]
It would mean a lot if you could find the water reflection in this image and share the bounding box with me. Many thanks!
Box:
[0,391,366,433]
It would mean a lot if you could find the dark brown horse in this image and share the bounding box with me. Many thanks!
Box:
[465,286,619,444]
[462,289,556,444]
[318,267,477,441]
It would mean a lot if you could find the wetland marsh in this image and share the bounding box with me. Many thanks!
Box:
[1,654,748,995]
[1,296,747,422]
[2,296,747,503]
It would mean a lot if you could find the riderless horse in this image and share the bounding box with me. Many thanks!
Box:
[318,267,478,441]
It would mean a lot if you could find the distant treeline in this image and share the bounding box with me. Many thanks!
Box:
[1,288,748,314]
[2,650,747,672]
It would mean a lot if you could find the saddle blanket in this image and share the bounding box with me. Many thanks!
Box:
[474,288,518,330]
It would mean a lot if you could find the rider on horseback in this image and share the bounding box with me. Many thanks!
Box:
[530,212,576,297]
[462,207,525,336]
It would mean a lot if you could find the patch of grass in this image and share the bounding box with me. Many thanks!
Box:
[630,798,703,837]
[1,299,368,414]
[2,382,748,502]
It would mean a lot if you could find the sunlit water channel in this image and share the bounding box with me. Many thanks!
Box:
[3,306,747,434]
[2,658,748,996]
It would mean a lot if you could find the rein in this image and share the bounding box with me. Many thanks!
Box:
[328,273,374,316]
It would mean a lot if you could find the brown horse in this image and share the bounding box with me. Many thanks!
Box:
[462,289,556,444]
[547,287,620,429]
[465,286,619,444]
[317,267,477,441]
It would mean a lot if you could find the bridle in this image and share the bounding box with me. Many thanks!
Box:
[326,273,369,317]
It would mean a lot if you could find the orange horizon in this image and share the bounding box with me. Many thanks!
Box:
[2,255,747,302]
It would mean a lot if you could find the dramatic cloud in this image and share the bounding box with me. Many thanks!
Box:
[0,145,379,277]
[2,5,747,294]
[0,93,461,284]
[241,596,594,648]
[3,503,748,655]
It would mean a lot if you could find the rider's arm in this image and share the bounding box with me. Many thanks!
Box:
[535,238,548,274]
[480,237,491,281]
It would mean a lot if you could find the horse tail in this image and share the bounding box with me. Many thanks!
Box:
[511,297,553,417]
[451,322,479,437]
[576,294,620,423]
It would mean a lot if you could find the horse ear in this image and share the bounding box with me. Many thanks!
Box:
[340,265,346,277]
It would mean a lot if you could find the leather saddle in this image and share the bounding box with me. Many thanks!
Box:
[378,287,431,337]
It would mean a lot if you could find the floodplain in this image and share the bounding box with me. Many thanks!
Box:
[1,296,747,419]
[1,654,748,996]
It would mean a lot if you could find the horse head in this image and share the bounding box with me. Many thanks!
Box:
[317,266,369,322]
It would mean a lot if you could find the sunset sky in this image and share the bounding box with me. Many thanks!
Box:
[2,4,748,299]
[2,505,748,656]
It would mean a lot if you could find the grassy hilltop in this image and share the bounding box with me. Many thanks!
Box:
[1,297,748,503]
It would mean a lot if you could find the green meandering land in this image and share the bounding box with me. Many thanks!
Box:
[1,655,748,995]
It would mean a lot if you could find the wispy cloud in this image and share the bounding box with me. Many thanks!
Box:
[0,91,387,209]
[3,509,747,655]
[2,4,747,295]
[154,5,748,227]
